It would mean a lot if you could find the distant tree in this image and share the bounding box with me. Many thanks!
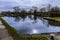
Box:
[50,6,60,12]
[31,6,38,15]
[32,6,38,10]
[21,9,27,15]
[47,4,52,16]
[13,6,20,12]
[50,6,60,17]
[28,9,33,14]
[28,6,38,15]
[47,4,51,11]
[40,8,45,12]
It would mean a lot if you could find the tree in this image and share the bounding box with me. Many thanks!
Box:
[47,4,51,17]
[13,6,20,12]
[50,6,60,12]
[32,6,38,10]
[21,9,27,14]
[28,9,33,14]
[40,8,45,12]
[47,4,51,11]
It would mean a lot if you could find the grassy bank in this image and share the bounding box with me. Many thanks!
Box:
[0,17,21,40]
[44,17,60,21]
[0,17,48,40]
[44,17,60,22]
[21,36,48,40]
[50,17,60,21]
[44,17,60,26]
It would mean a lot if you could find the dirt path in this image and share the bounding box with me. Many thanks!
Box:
[0,21,13,40]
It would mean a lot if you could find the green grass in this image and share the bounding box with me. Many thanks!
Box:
[44,17,60,21]
[21,36,48,40]
[0,17,48,40]
[51,17,60,20]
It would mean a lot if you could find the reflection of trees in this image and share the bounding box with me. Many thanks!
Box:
[34,15,37,20]
[21,15,27,21]
[14,15,27,22]
[28,15,33,20]
[14,17,21,22]
[14,15,41,22]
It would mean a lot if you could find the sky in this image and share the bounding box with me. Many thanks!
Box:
[0,0,60,11]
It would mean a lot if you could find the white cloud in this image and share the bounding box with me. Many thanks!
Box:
[0,0,60,11]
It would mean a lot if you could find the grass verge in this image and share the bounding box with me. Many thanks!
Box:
[0,17,21,40]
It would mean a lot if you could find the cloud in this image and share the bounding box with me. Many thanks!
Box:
[0,0,60,11]
[52,0,60,6]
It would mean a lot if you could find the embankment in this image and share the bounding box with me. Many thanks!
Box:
[44,17,60,26]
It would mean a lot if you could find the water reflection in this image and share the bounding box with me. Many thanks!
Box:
[14,15,43,23]
[2,16,60,34]
[14,17,21,22]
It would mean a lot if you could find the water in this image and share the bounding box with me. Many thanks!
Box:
[2,16,60,34]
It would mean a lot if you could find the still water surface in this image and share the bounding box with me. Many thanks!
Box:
[2,16,60,34]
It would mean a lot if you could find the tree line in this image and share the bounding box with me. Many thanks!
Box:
[1,4,60,17]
